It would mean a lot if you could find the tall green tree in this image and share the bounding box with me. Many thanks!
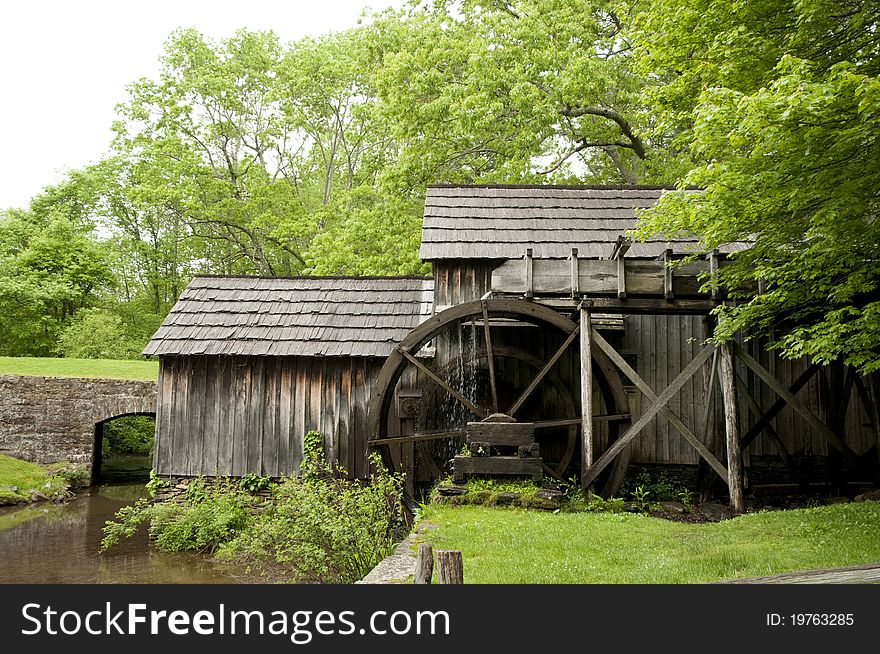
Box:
[370,0,682,188]
[633,0,880,372]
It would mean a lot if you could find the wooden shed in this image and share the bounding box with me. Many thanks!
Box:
[144,276,433,478]
[146,184,878,499]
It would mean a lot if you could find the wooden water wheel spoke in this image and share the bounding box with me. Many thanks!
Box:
[370,430,467,446]
[481,299,499,413]
[397,346,487,420]
[507,325,580,417]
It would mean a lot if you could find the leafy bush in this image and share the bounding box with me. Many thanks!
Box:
[102,432,406,583]
[100,478,255,553]
[58,308,147,359]
[219,437,406,583]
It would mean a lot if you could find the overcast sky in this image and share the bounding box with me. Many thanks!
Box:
[0,1,403,210]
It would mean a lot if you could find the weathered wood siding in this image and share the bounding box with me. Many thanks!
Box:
[620,315,875,464]
[154,355,385,479]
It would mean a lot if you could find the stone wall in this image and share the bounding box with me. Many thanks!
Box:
[0,375,156,482]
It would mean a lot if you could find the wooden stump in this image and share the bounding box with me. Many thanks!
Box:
[436,550,464,584]
[414,543,433,584]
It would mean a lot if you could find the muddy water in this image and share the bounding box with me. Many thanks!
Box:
[0,484,256,584]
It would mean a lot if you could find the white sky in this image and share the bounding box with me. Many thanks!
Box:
[0,0,403,210]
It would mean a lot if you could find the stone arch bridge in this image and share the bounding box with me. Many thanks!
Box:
[0,375,156,483]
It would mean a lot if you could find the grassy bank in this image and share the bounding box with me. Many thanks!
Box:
[417,502,880,583]
[0,357,158,381]
[0,454,70,505]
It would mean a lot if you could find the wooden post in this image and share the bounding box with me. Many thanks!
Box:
[580,304,594,494]
[436,550,463,584]
[570,247,579,299]
[525,248,534,299]
[719,342,744,514]
[414,543,434,584]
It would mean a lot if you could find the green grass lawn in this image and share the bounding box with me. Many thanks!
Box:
[0,454,68,504]
[0,357,158,381]
[417,503,880,583]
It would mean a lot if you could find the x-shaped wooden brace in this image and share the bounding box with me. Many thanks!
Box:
[582,329,727,488]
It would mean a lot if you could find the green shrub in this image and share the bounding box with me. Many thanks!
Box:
[102,432,406,583]
[219,446,406,583]
[100,479,256,553]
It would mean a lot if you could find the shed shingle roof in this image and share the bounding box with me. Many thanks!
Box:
[420,185,749,260]
[143,276,434,358]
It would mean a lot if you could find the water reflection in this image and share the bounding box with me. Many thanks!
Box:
[0,485,256,584]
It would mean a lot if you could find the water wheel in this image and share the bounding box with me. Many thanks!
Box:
[367,298,632,496]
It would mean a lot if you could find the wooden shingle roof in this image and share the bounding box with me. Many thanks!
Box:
[420,184,749,260]
[143,276,434,358]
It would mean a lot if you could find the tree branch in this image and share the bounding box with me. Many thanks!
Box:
[561,105,647,159]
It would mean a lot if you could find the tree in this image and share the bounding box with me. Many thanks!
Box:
[369,0,684,188]
[632,0,880,372]
[0,207,114,356]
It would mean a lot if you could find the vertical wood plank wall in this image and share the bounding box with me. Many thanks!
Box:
[154,355,383,478]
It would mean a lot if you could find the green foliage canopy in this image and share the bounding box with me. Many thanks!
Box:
[632,0,880,372]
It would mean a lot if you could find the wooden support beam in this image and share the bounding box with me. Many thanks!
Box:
[525,248,534,299]
[853,375,880,473]
[740,364,819,450]
[370,430,467,446]
[580,306,594,493]
[591,329,728,481]
[582,342,715,487]
[707,249,719,300]
[480,299,499,413]
[398,347,487,420]
[663,248,674,300]
[617,256,626,299]
[532,415,630,429]
[733,344,859,463]
[610,235,631,260]
[508,325,580,417]
[570,248,579,299]
[719,342,745,514]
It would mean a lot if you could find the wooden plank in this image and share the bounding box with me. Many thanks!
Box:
[525,248,534,299]
[277,359,292,476]
[154,358,174,474]
[720,342,744,514]
[617,256,626,299]
[370,430,467,447]
[508,325,580,416]
[246,357,265,475]
[202,355,220,476]
[292,358,306,475]
[663,249,674,299]
[570,248,579,299]
[216,357,234,476]
[591,329,728,480]
[740,364,819,450]
[734,344,859,462]
[481,300,499,413]
[231,357,250,476]
[187,356,206,477]
[533,414,630,428]
[721,561,880,585]
[452,455,542,481]
[582,341,715,487]
[398,347,487,419]
[580,306,594,492]
[466,422,534,446]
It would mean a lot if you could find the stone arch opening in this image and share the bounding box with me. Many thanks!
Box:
[92,412,156,484]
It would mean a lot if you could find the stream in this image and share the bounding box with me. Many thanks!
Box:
[0,483,257,584]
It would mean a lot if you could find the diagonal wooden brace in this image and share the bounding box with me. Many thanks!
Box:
[582,340,717,488]
[733,343,859,464]
[590,329,728,482]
